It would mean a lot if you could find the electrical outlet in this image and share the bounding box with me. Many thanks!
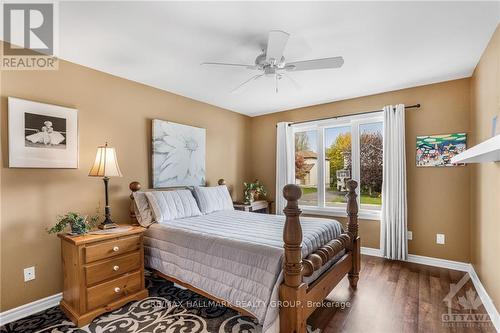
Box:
[436,234,445,245]
[24,266,35,282]
[407,231,413,240]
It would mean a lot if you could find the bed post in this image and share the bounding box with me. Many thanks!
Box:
[346,179,360,289]
[129,181,141,225]
[280,184,307,333]
[282,184,304,287]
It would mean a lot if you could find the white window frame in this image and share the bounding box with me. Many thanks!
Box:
[291,112,384,221]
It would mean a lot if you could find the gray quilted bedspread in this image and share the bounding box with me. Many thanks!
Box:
[144,210,343,331]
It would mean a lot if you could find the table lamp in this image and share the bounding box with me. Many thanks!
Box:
[88,142,122,229]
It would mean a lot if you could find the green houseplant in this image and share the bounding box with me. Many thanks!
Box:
[47,212,99,235]
[243,179,267,204]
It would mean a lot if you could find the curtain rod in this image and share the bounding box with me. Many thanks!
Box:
[288,104,421,126]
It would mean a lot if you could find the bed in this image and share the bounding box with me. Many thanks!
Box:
[129,179,360,333]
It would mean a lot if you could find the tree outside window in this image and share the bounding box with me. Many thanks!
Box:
[292,116,383,216]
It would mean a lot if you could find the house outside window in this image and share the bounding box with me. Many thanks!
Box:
[293,112,383,220]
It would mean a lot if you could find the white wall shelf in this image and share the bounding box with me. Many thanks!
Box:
[451,134,500,163]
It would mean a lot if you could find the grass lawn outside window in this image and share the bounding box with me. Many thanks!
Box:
[298,186,382,206]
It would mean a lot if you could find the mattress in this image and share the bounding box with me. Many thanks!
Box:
[144,209,344,331]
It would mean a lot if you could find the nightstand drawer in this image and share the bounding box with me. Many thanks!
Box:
[85,251,141,286]
[86,270,142,310]
[85,235,141,263]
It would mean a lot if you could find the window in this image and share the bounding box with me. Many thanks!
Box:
[359,123,383,211]
[325,126,351,208]
[293,113,383,219]
[294,130,318,207]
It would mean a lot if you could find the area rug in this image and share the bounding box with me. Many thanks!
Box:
[0,271,261,333]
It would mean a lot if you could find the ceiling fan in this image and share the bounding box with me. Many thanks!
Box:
[201,30,344,93]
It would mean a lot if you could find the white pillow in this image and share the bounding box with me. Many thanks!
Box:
[193,185,234,214]
[133,192,154,227]
[145,190,202,223]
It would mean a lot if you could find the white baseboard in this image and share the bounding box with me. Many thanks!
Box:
[361,247,470,271]
[406,254,470,272]
[360,246,382,257]
[0,292,62,326]
[468,265,500,332]
[361,247,499,331]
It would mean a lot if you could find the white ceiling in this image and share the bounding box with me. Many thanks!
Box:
[59,1,500,116]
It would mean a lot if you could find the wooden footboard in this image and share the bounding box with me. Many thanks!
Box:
[280,180,360,333]
[129,179,360,332]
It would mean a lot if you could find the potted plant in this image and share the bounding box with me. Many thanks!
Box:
[47,212,99,235]
[243,179,267,204]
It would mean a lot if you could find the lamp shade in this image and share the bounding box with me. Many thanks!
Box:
[88,143,123,177]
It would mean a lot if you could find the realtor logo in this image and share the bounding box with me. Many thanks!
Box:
[442,273,492,328]
[1,2,58,70]
[3,3,53,55]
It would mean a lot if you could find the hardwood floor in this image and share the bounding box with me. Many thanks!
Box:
[309,255,495,333]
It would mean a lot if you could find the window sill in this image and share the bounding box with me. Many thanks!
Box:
[301,207,381,221]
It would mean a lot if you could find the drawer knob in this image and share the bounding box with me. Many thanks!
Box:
[114,287,121,293]
[112,246,119,252]
[113,265,120,271]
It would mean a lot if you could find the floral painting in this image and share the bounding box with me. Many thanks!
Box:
[152,119,206,187]
[416,133,466,167]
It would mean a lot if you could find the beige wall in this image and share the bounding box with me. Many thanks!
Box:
[470,25,500,309]
[250,79,472,261]
[0,59,251,311]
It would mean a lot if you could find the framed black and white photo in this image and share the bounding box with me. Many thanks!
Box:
[8,97,78,168]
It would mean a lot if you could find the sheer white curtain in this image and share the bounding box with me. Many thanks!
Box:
[275,122,295,215]
[381,104,408,260]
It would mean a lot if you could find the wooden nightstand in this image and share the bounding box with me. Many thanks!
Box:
[233,200,273,214]
[58,226,148,327]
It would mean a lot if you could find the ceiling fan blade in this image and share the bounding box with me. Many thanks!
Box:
[201,62,258,70]
[285,56,344,71]
[266,30,290,64]
[282,73,301,90]
[231,74,264,93]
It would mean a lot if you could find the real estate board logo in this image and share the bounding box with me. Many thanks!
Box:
[442,273,492,329]
[2,2,58,70]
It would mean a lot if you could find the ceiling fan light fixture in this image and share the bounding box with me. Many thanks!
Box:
[264,67,277,76]
[202,30,344,93]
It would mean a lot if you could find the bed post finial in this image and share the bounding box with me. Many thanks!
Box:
[130,181,141,193]
[218,179,226,185]
[282,184,304,288]
[129,182,141,225]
